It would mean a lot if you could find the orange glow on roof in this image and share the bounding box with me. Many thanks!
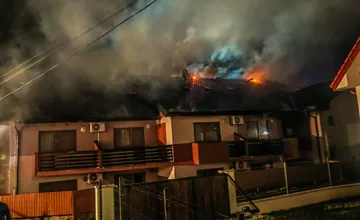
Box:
[252,78,260,84]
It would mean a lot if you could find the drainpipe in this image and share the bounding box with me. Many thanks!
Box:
[13,123,20,194]
[304,107,322,163]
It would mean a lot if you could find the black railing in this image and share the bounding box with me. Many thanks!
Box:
[36,145,174,172]
[102,145,173,167]
[247,139,284,156]
[36,151,99,172]
[228,141,247,158]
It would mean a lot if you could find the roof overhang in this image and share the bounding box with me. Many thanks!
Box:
[330,37,360,91]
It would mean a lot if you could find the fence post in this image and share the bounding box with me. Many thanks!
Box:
[326,156,333,186]
[163,188,169,220]
[95,181,102,220]
[282,157,289,194]
[118,177,123,220]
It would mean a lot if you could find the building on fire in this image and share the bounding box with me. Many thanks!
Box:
[0,76,347,195]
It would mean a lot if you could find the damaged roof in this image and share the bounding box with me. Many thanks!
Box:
[0,76,337,123]
[2,91,159,123]
[149,78,297,116]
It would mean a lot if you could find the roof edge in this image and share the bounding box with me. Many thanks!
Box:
[330,37,360,90]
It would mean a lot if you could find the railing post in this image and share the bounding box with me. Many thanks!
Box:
[97,150,103,168]
[326,156,333,186]
[163,188,170,220]
[171,145,175,162]
[118,177,123,220]
[95,181,102,220]
[281,156,289,194]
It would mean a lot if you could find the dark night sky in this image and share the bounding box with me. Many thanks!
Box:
[0,1,360,88]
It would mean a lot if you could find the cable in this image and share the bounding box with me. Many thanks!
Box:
[0,0,155,101]
[120,202,152,220]
[0,48,61,86]
[0,64,59,101]
[0,0,139,83]
[86,0,158,48]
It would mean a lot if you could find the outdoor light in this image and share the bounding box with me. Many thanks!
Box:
[145,124,151,129]
[80,127,86,133]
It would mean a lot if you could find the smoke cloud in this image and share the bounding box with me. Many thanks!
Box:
[0,0,359,120]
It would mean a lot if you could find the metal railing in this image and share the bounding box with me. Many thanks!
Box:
[36,145,174,172]
[235,157,342,203]
[228,139,284,158]
[102,145,173,167]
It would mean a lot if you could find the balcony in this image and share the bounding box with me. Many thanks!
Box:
[229,139,284,158]
[36,145,179,176]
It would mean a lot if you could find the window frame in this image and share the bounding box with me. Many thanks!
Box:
[113,127,145,148]
[246,120,270,140]
[193,122,221,142]
[38,130,77,153]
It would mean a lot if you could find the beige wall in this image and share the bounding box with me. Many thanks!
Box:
[320,92,360,161]
[17,120,157,194]
[168,115,282,144]
[171,116,235,144]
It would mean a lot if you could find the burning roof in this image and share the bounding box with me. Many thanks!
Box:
[151,78,295,116]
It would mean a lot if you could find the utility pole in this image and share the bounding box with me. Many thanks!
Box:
[95,180,102,220]
[163,188,169,220]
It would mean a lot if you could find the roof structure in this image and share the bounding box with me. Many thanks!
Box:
[0,76,337,123]
[150,78,297,116]
[292,81,338,111]
[330,37,360,90]
[2,91,159,123]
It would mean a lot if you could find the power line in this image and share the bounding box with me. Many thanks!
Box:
[0,0,140,83]
[86,0,158,48]
[0,0,156,102]
[0,64,59,101]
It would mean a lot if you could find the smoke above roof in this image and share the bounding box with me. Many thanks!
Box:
[0,0,359,120]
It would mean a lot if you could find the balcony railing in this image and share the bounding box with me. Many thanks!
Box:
[228,139,284,158]
[36,145,174,173]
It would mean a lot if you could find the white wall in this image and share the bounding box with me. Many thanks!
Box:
[336,51,360,90]
[321,91,360,161]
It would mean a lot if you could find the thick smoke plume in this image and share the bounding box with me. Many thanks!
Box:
[0,0,359,120]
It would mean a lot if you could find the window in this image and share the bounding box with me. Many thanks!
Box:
[194,122,221,142]
[197,168,224,177]
[39,179,77,193]
[39,130,76,153]
[114,173,145,185]
[328,116,335,126]
[114,127,145,147]
[246,121,269,139]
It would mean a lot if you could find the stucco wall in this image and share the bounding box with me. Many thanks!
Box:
[17,120,157,193]
[321,92,360,161]
[169,115,282,144]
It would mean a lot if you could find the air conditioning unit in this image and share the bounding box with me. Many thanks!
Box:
[83,173,102,184]
[90,122,106,133]
[230,116,244,125]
